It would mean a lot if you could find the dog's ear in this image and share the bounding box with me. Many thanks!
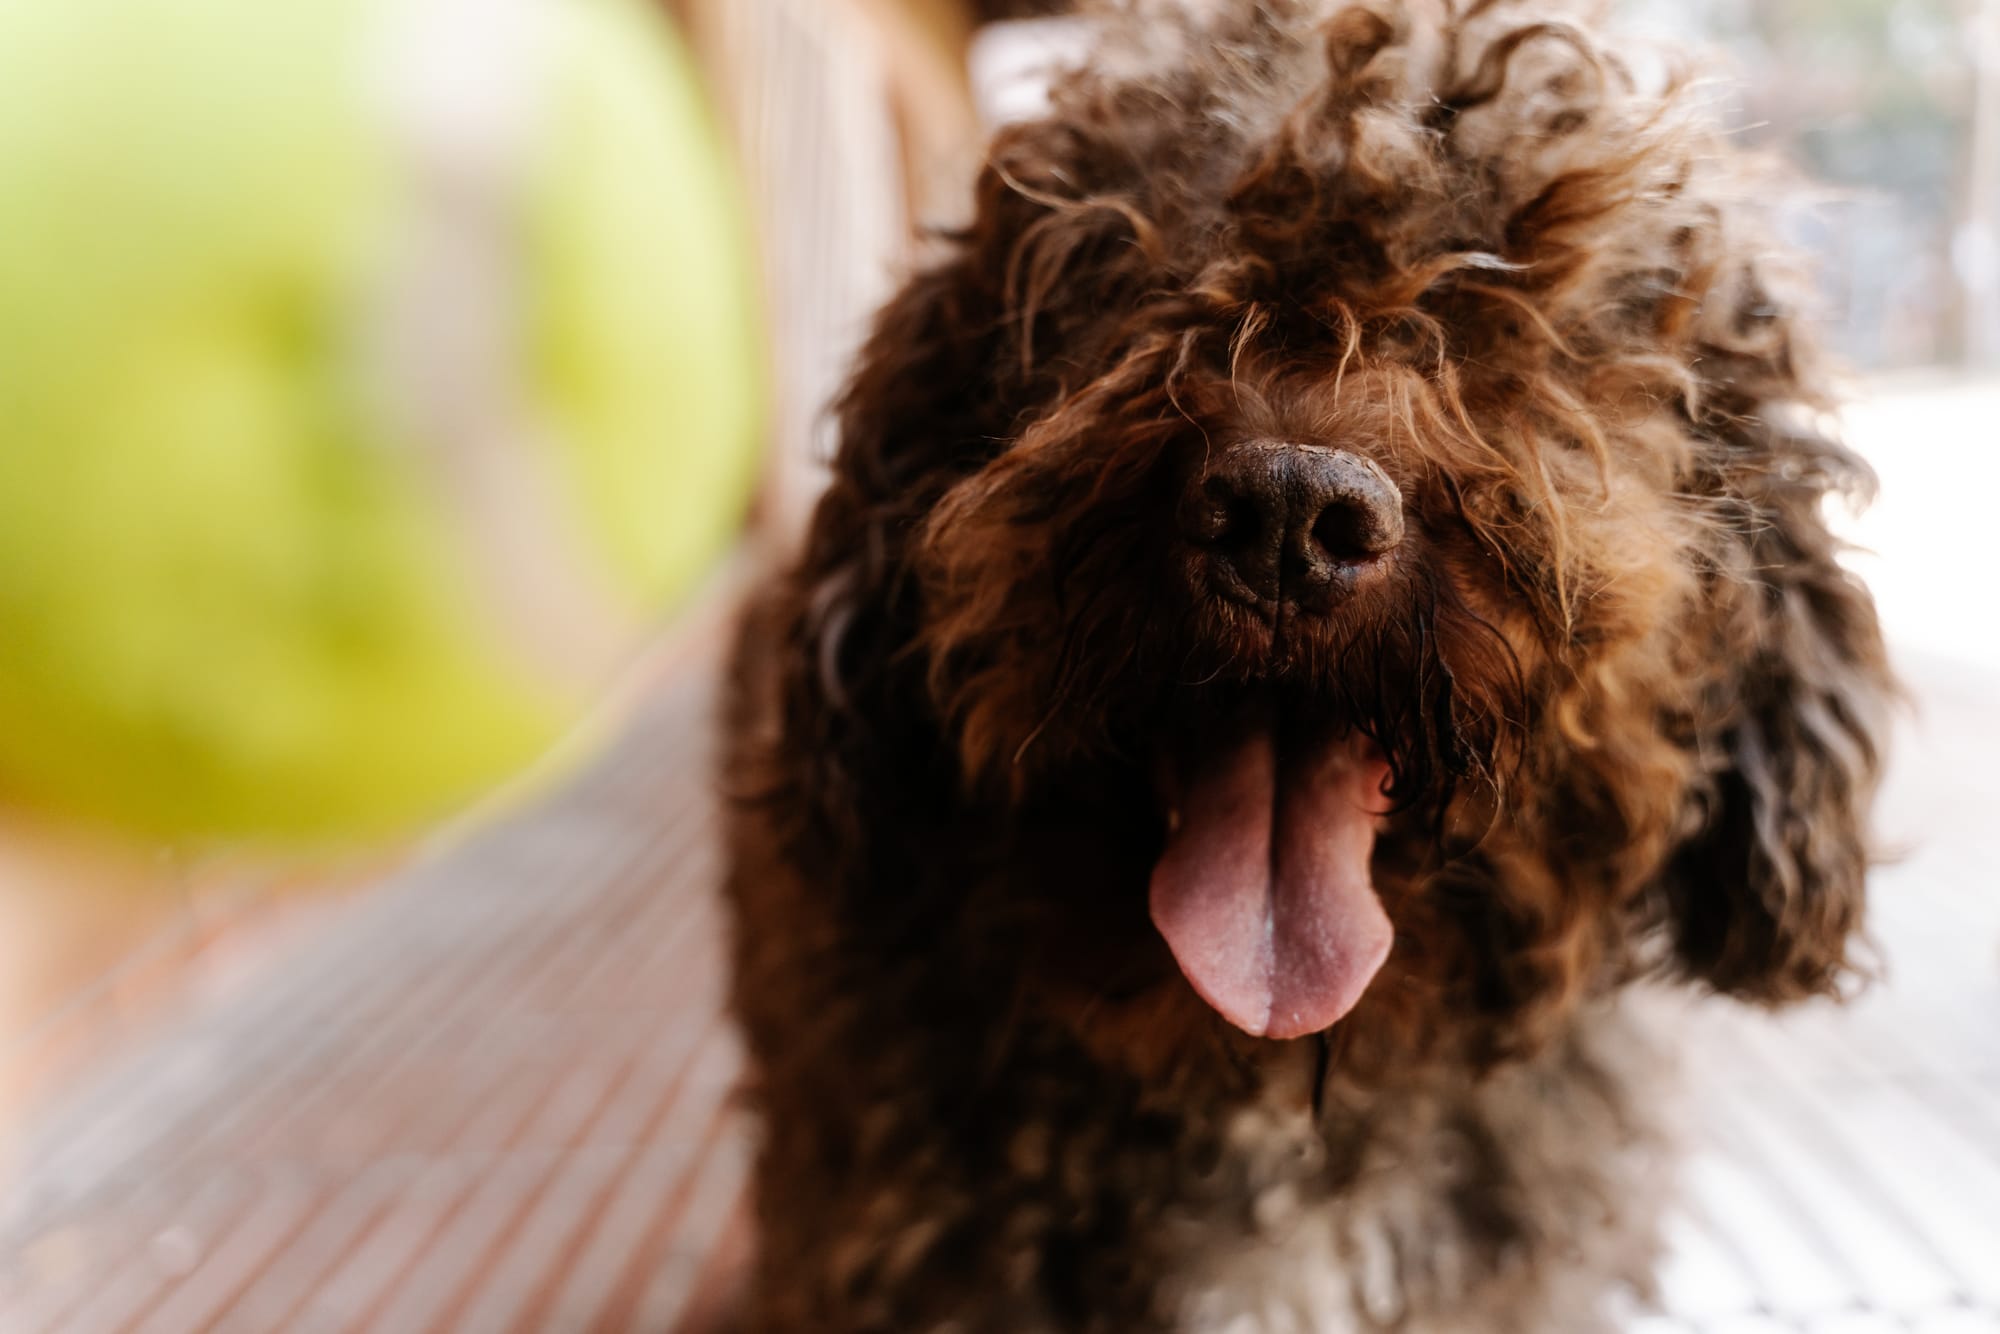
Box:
[789,167,1057,714]
[769,105,1175,802]
[766,129,1131,846]
[766,250,1018,849]
[1659,408,1894,1003]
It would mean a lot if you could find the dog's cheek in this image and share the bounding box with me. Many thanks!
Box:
[916,536,1058,789]
[914,463,1096,791]
[916,425,1198,792]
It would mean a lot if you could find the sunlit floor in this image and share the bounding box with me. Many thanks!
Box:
[1641,640,2000,1331]
[0,381,1995,1333]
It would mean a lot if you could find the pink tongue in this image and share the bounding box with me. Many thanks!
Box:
[1148,730,1393,1040]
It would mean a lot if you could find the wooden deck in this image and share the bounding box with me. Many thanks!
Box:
[3,386,1998,1331]
[0,664,750,1334]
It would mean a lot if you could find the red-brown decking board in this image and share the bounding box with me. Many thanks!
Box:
[0,659,750,1334]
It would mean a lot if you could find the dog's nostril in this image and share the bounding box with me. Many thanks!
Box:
[1312,495,1400,565]
[1217,496,1267,550]
[1186,480,1263,548]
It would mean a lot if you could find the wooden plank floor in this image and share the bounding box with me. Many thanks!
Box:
[3,387,1998,1331]
[0,664,752,1334]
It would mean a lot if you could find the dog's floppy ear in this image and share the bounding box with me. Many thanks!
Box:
[772,106,1173,799]
[766,139,1105,847]
[790,168,1058,702]
[768,253,1016,846]
[1660,407,1894,1003]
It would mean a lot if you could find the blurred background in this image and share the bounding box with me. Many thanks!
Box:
[0,1,1995,1331]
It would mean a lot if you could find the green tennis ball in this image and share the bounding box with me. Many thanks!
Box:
[0,0,764,841]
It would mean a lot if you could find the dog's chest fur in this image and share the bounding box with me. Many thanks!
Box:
[1153,1014,1673,1334]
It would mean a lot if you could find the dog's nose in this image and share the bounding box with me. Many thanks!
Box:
[1184,443,1404,605]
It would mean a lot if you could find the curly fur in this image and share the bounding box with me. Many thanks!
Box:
[720,2,1892,1329]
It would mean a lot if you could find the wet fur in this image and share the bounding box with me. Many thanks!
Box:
[719,2,1891,1328]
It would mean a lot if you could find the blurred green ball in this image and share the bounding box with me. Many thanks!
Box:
[0,0,764,841]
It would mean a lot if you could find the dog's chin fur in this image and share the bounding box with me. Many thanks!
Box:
[720,2,1892,1329]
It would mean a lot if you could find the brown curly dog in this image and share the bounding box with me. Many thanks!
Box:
[720,2,1892,1328]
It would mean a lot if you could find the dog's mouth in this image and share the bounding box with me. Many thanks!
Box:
[1149,708,1394,1040]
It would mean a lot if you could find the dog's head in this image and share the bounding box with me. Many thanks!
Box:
[775,1,1892,1058]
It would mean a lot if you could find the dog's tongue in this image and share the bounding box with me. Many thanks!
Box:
[1149,729,1393,1040]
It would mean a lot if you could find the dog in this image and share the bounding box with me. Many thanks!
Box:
[720,2,1892,1328]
